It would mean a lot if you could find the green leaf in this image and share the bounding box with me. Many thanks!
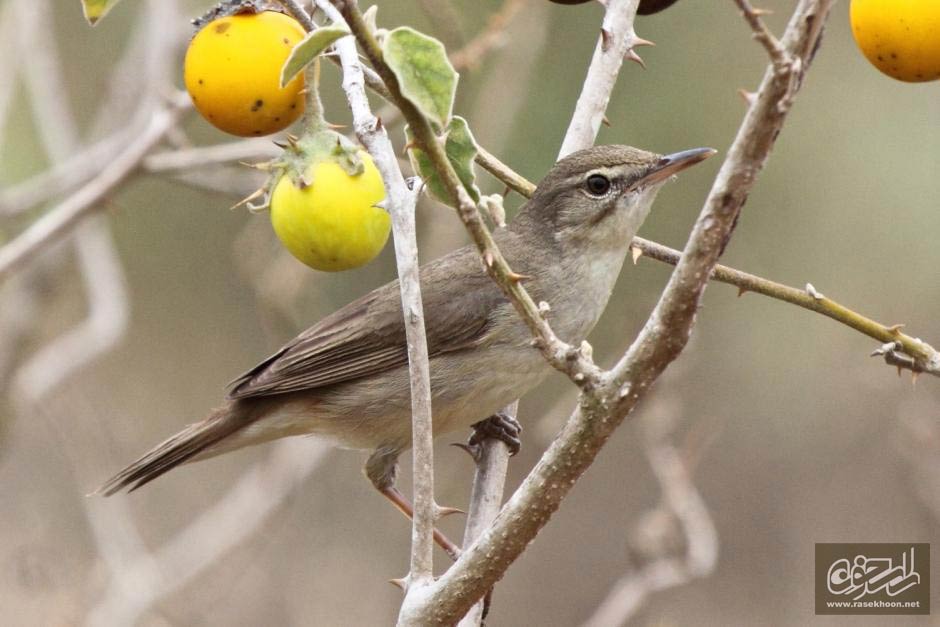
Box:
[383,27,457,129]
[81,0,124,25]
[406,116,480,204]
[280,26,350,88]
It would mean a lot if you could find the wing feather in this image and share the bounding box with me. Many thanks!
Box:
[227,247,502,398]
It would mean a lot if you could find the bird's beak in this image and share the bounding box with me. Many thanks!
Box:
[635,147,717,189]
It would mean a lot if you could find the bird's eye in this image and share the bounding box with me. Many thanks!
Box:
[585,174,611,196]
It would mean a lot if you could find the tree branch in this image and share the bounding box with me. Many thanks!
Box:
[558,0,644,159]
[399,1,835,623]
[310,0,437,584]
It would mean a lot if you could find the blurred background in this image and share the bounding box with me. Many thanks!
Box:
[2,0,940,624]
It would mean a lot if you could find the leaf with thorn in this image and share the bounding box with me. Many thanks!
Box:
[81,0,124,25]
[406,116,481,203]
[383,27,458,129]
[280,26,350,88]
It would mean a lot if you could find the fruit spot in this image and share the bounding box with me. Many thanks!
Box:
[215,22,230,34]
[251,99,264,112]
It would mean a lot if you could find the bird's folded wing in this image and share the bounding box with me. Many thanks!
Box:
[226,252,502,398]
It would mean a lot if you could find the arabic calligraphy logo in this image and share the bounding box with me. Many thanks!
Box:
[827,547,921,601]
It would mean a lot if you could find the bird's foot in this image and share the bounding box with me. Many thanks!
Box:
[468,412,522,456]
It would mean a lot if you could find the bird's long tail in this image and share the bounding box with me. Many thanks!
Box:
[96,402,252,496]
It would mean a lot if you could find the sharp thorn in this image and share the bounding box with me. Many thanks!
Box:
[451,441,482,462]
[230,187,266,211]
[887,323,905,334]
[737,286,749,297]
[601,115,612,127]
[436,505,466,518]
[629,35,656,48]
[738,88,757,106]
[389,577,408,591]
[625,49,646,69]
[630,245,643,264]
[507,271,531,283]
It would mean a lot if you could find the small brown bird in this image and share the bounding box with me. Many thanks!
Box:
[99,145,713,554]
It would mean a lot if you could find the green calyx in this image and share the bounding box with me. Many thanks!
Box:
[277,129,364,189]
[236,129,365,213]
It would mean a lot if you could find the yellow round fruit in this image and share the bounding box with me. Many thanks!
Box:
[270,153,390,272]
[184,11,306,136]
[850,0,940,82]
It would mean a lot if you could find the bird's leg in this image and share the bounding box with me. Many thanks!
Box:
[366,446,463,562]
[378,485,462,561]
[468,411,523,455]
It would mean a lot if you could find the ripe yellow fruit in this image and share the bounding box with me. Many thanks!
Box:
[184,11,306,136]
[270,153,390,272]
[850,0,940,82]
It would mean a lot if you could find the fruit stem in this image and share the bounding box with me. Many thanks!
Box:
[303,57,327,134]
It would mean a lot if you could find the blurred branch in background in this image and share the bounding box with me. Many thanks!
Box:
[86,440,330,627]
[7,0,134,404]
[583,399,720,626]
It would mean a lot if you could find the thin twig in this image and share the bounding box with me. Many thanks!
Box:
[314,0,437,584]
[732,0,788,64]
[632,237,940,376]
[558,0,644,159]
[455,402,516,627]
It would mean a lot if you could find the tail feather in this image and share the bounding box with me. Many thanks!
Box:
[96,403,250,496]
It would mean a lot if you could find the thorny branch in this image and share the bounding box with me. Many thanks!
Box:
[305,0,438,583]
[396,1,836,623]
